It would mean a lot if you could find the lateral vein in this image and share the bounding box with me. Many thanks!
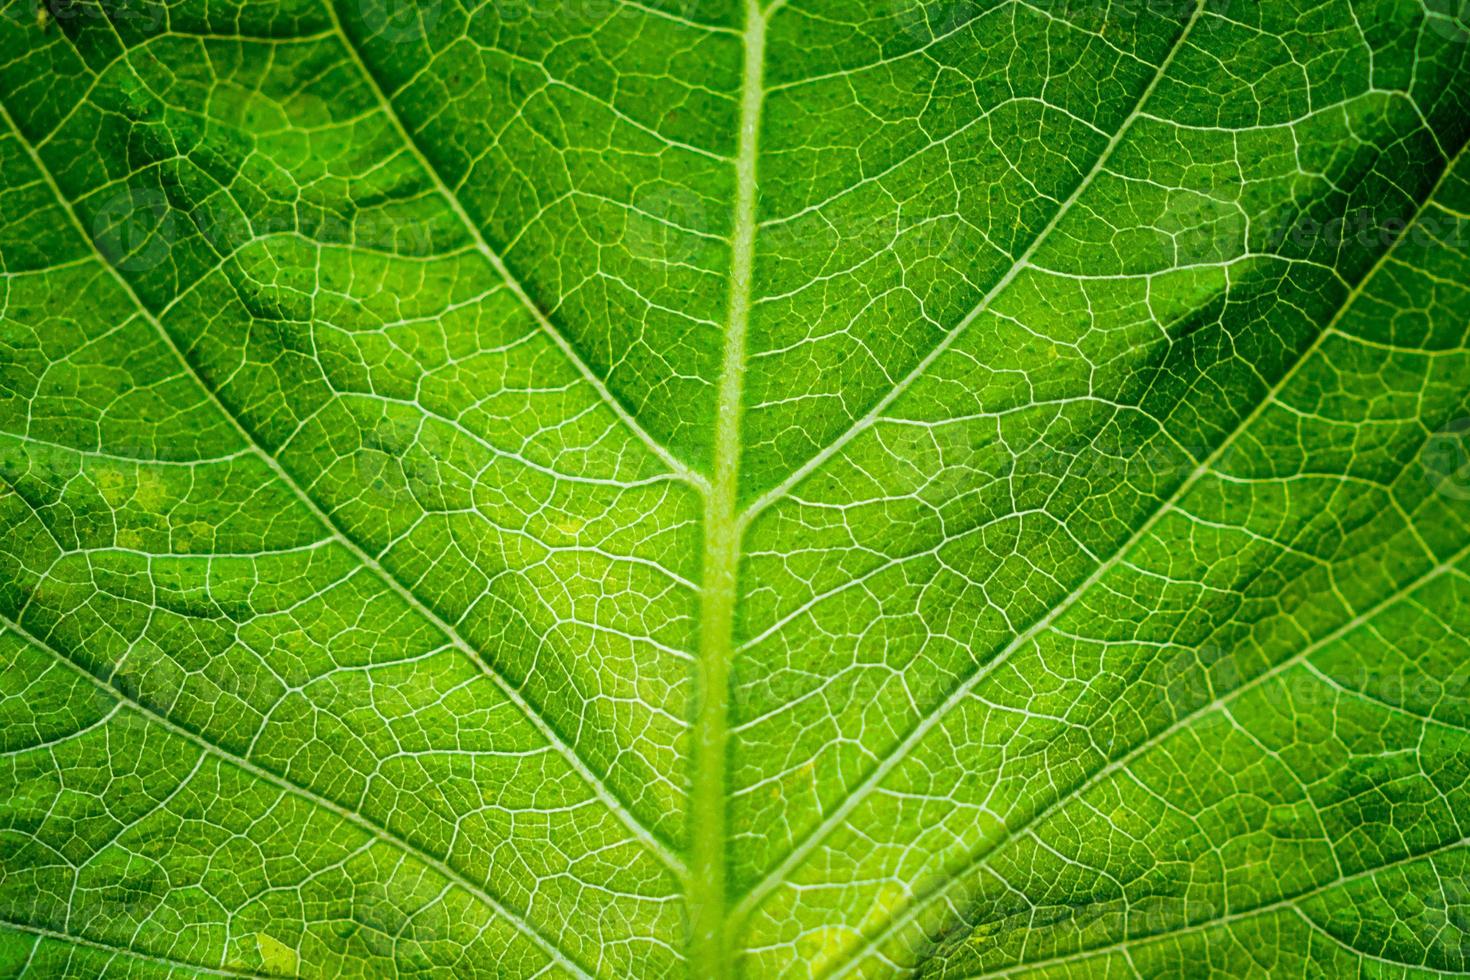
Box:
[829,534,1470,978]
[319,0,708,492]
[0,919,276,979]
[739,0,1207,525]
[972,834,1470,978]
[728,0,1213,923]
[730,90,1468,944]
[0,614,595,980]
[0,95,686,881]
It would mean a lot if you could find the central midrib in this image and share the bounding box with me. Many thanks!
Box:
[689,0,774,974]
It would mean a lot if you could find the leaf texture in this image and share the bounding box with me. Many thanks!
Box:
[1,0,1469,977]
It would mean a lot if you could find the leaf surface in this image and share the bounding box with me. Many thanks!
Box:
[1,0,1469,977]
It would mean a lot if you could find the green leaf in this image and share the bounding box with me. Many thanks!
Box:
[1,0,1469,977]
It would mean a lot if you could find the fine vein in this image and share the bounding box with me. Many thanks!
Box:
[731,0,1209,924]
[740,0,1207,525]
[0,614,594,980]
[0,92,684,887]
[320,0,707,492]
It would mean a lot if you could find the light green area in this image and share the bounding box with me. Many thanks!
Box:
[1,0,1469,976]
